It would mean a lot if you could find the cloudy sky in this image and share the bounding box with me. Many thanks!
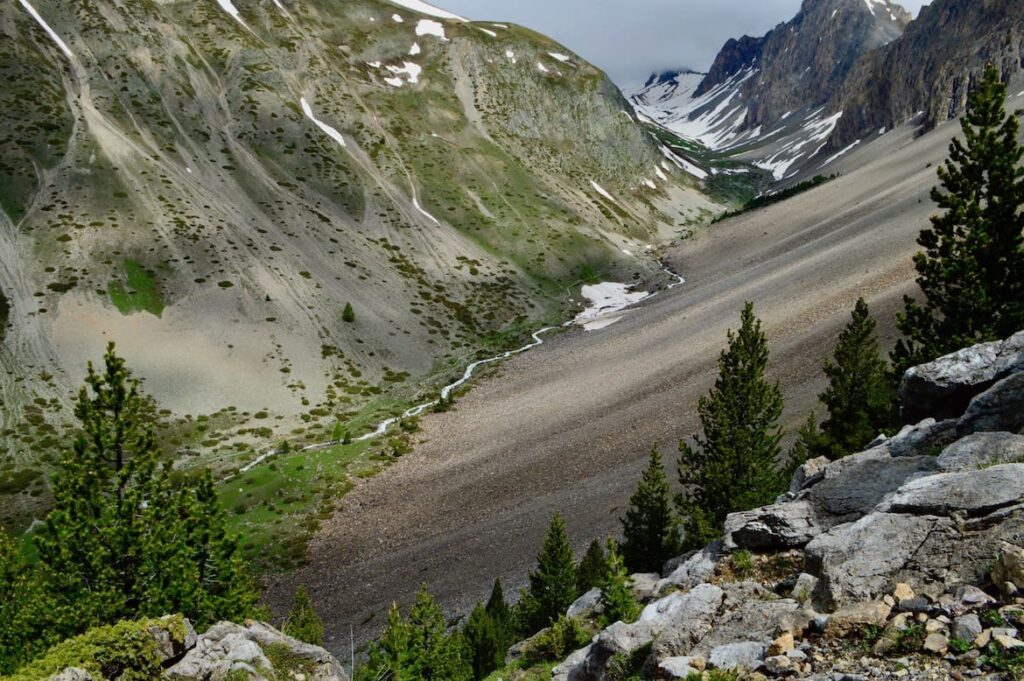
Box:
[438,0,932,85]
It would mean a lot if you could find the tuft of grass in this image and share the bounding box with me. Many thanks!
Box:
[108,260,164,316]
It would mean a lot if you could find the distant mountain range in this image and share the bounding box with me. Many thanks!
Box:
[629,0,1024,180]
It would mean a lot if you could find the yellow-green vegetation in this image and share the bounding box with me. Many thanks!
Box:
[107,261,165,317]
[4,616,188,681]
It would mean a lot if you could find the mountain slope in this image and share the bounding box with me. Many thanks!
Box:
[0,0,718,486]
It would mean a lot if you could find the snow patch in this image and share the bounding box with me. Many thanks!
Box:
[574,283,650,331]
[300,98,347,148]
[589,180,616,203]
[654,167,668,182]
[413,197,440,224]
[658,145,707,180]
[388,0,466,21]
[643,179,657,190]
[548,52,571,63]
[409,42,421,55]
[477,27,497,37]
[537,62,549,74]
[819,139,860,168]
[392,13,404,22]
[416,18,448,39]
[18,0,75,60]
[505,49,516,64]
[385,61,423,85]
[214,0,249,30]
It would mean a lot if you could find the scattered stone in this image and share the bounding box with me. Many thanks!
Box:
[724,500,822,551]
[994,634,1024,650]
[898,596,933,614]
[992,542,1024,589]
[826,601,892,637]
[768,632,795,656]
[893,583,915,602]
[764,654,793,675]
[658,656,701,679]
[567,587,602,619]
[789,456,830,493]
[952,614,983,642]
[708,641,766,670]
[975,629,992,648]
[790,573,819,603]
[947,585,996,616]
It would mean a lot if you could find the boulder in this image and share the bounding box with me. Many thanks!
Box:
[684,583,806,658]
[806,512,946,608]
[567,588,602,619]
[883,464,1024,517]
[922,632,949,654]
[957,372,1024,436]
[884,418,958,458]
[657,656,702,679]
[723,500,822,551]
[51,670,92,681]
[657,542,724,594]
[707,641,766,671]
[790,573,819,603]
[628,573,661,601]
[148,616,198,665]
[165,621,347,681]
[900,331,1024,423]
[937,432,1024,471]
[805,448,939,524]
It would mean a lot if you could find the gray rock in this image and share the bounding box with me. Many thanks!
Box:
[885,418,959,458]
[166,621,347,681]
[657,656,701,679]
[724,500,822,551]
[685,583,805,658]
[884,464,1024,517]
[937,432,1024,471]
[788,456,830,494]
[790,573,819,603]
[628,573,661,601]
[805,512,944,608]
[707,641,766,670]
[148,616,198,665]
[551,644,591,681]
[567,588,603,619]
[993,541,1024,588]
[952,614,983,642]
[805,448,939,524]
[900,331,1024,423]
[580,584,724,679]
[657,542,724,592]
[946,585,996,616]
[958,372,1024,436]
[51,670,92,681]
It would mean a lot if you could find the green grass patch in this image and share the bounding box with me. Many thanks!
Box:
[107,260,165,316]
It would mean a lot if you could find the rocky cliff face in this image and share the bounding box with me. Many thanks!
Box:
[830,0,1024,148]
[696,0,911,133]
[543,331,1024,679]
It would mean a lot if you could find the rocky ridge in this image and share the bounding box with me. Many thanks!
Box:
[538,331,1024,680]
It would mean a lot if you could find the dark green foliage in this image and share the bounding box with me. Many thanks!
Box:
[342,302,356,323]
[817,299,897,459]
[283,586,324,646]
[713,174,836,223]
[463,604,504,680]
[518,616,591,666]
[515,514,579,635]
[360,586,472,681]
[620,449,680,573]
[606,642,652,681]
[576,539,608,594]
[483,578,511,652]
[599,541,640,626]
[893,65,1024,373]
[0,530,51,673]
[34,344,258,642]
[677,303,785,549]
[784,412,819,481]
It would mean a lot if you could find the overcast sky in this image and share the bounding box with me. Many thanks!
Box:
[438,0,932,85]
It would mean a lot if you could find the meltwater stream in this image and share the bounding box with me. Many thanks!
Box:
[238,266,685,473]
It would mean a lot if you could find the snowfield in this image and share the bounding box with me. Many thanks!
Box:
[388,0,466,21]
[415,19,448,40]
[18,0,75,60]
[300,98,347,148]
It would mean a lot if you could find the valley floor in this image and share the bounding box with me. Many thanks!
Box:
[264,119,955,656]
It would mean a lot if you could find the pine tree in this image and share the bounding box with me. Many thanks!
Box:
[361,603,411,680]
[575,539,608,594]
[599,541,640,626]
[406,586,472,680]
[483,578,511,652]
[893,64,1024,372]
[515,514,579,635]
[677,303,785,550]
[785,412,819,481]
[620,449,681,573]
[343,302,356,323]
[34,344,259,638]
[818,298,897,459]
[462,604,503,680]
[0,531,50,673]
[283,586,325,646]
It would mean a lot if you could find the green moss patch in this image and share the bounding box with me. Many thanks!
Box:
[108,261,165,317]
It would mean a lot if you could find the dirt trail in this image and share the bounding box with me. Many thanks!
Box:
[266,121,955,656]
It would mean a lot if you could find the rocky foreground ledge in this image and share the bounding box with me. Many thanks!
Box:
[541,332,1024,680]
